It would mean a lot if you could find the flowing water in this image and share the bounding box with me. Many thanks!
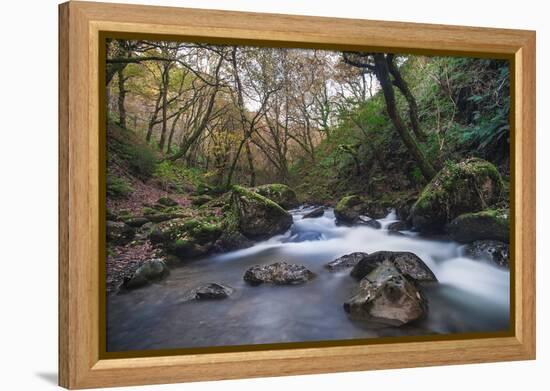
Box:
[106,206,510,352]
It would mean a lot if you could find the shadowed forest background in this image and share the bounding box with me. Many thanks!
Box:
[105,39,511,351]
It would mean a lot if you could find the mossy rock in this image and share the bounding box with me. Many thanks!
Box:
[334,195,389,224]
[191,194,213,206]
[334,195,363,223]
[447,208,509,243]
[122,216,150,228]
[410,158,504,232]
[149,217,223,259]
[253,184,299,209]
[230,185,292,240]
[157,196,178,207]
[121,259,169,290]
[106,221,135,245]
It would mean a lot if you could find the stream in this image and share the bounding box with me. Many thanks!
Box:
[106,206,510,352]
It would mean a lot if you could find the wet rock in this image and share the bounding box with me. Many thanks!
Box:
[447,209,509,243]
[180,283,234,302]
[343,261,428,326]
[326,252,369,271]
[334,195,362,223]
[410,158,504,232]
[356,216,382,229]
[302,207,325,219]
[243,261,315,285]
[253,184,299,209]
[387,221,409,232]
[214,230,254,251]
[122,259,169,289]
[194,283,234,299]
[106,221,135,245]
[334,195,389,224]
[351,251,437,282]
[396,196,417,222]
[231,186,292,240]
[464,240,509,268]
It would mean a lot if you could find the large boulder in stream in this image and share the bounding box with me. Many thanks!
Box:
[447,208,509,243]
[350,251,437,282]
[410,158,504,232]
[230,186,293,240]
[326,252,370,271]
[253,184,299,209]
[243,262,315,285]
[334,195,389,225]
[464,240,509,268]
[343,261,428,326]
[122,259,170,290]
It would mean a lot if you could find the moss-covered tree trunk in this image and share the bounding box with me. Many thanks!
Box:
[386,54,427,141]
[372,54,436,181]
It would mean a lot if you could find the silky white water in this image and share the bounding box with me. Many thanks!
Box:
[107,206,510,352]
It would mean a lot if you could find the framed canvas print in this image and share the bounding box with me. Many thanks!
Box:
[58,1,536,389]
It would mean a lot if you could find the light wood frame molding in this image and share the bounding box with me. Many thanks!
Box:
[59,1,536,389]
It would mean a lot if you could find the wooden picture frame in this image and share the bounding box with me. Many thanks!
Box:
[59,1,536,389]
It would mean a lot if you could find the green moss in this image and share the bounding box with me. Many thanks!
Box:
[458,208,508,224]
[335,195,361,212]
[448,207,510,242]
[252,184,298,208]
[189,221,223,242]
[411,158,505,232]
[255,183,287,195]
[232,185,288,214]
[142,207,155,215]
[117,209,133,218]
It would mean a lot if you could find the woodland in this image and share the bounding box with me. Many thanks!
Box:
[105,39,511,350]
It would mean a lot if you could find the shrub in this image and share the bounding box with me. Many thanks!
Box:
[122,143,157,178]
[107,175,133,198]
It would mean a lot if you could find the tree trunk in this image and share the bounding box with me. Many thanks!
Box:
[245,139,256,186]
[166,111,182,154]
[225,137,246,188]
[117,68,127,129]
[372,54,436,181]
[168,56,224,162]
[158,64,170,150]
[146,92,162,143]
[386,54,427,141]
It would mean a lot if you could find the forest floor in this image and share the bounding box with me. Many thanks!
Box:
[106,174,198,292]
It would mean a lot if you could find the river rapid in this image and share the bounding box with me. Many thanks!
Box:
[106,206,510,352]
